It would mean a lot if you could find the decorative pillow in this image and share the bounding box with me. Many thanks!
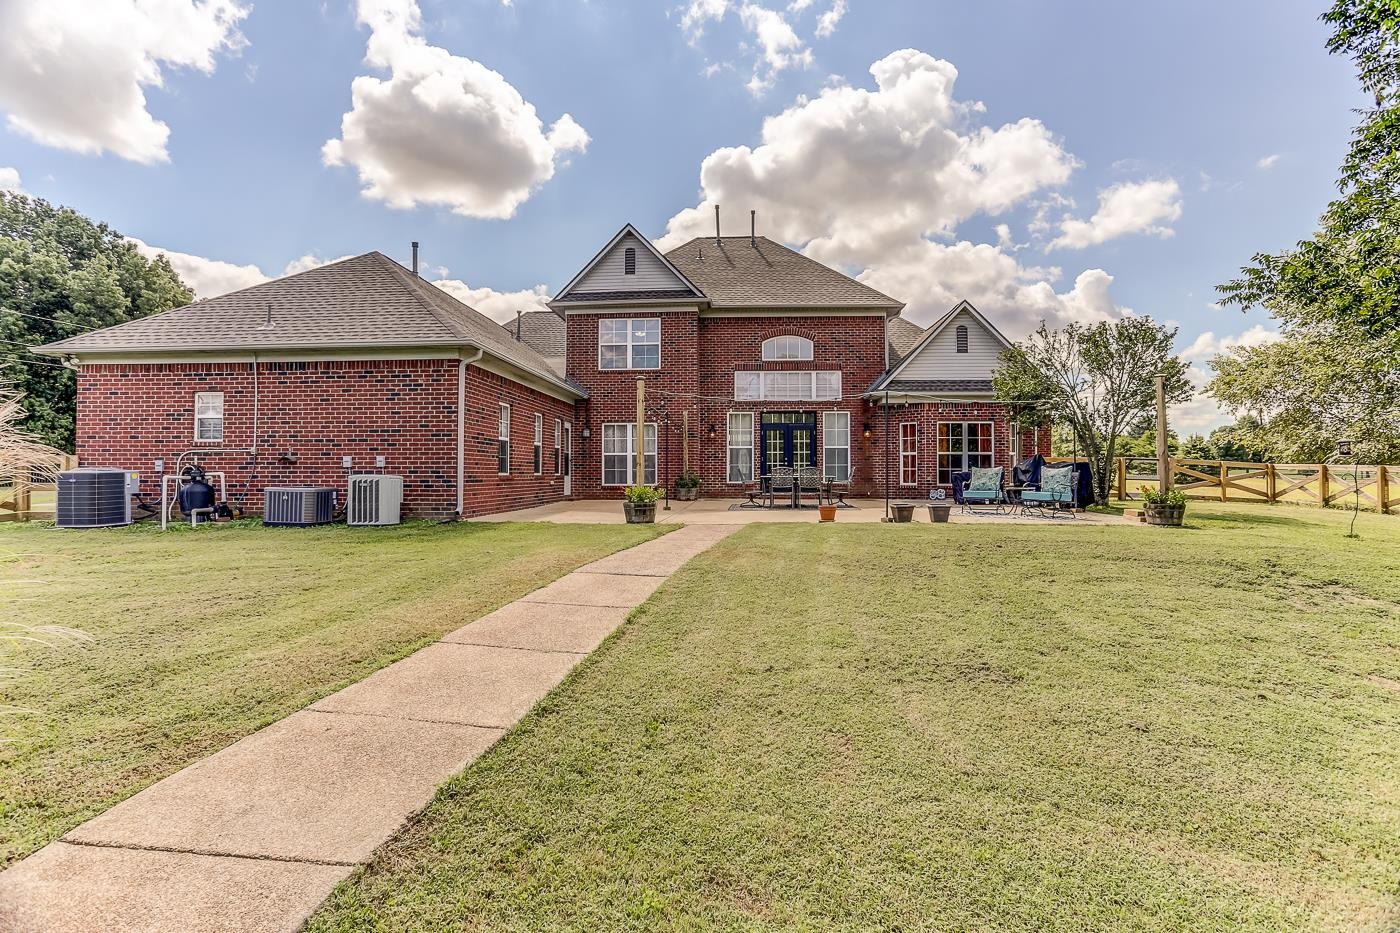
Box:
[968,466,1002,491]
[1041,465,1073,494]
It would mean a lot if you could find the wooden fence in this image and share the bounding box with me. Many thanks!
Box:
[0,455,78,522]
[1116,456,1396,514]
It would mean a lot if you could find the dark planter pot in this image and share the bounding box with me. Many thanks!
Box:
[926,503,952,523]
[674,486,699,501]
[623,501,657,524]
[1144,503,1185,527]
[890,502,915,523]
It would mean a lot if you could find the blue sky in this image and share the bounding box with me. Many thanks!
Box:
[0,0,1365,430]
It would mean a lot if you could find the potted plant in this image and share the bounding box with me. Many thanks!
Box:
[819,501,838,522]
[622,484,661,523]
[1140,485,1187,526]
[674,471,701,501]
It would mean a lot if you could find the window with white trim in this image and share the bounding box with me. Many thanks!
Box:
[533,413,543,474]
[727,412,754,483]
[553,418,562,475]
[598,318,660,370]
[823,411,850,482]
[601,423,657,486]
[900,422,918,486]
[936,421,994,485]
[194,392,224,442]
[733,370,841,401]
[762,335,813,361]
[497,404,510,475]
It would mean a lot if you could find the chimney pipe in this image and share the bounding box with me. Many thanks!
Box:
[515,309,522,341]
[750,210,756,247]
[411,241,419,276]
[714,204,721,245]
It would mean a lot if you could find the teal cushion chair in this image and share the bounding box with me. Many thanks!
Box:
[1021,464,1076,515]
[961,466,1005,508]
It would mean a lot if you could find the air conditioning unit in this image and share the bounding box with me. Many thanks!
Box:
[56,468,138,528]
[347,475,403,526]
[263,487,336,527]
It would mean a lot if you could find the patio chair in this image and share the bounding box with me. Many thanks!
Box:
[958,466,1006,514]
[826,474,852,507]
[740,474,767,508]
[1019,464,1077,518]
[767,466,796,508]
[795,466,824,508]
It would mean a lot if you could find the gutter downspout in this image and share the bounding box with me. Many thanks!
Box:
[457,347,484,518]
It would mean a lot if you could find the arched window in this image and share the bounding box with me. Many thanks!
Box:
[762,335,814,361]
[623,247,637,275]
[955,324,969,353]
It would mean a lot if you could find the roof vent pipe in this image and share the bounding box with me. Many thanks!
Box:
[714,204,721,245]
[515,309,523,341]
[411,241,419,276]
[750,210,756,247]
[259,302,274,330]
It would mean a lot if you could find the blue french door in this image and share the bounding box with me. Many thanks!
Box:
[759,412,816,475]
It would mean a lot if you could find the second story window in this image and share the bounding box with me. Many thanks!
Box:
[762,335,813,361]
[956,324,969,353]
[623,247,636,275]
[598,318,660,370]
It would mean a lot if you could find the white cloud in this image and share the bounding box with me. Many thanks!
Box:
[1048,179,1183,250]
[0,0,248,164]
[814,0,846,38]
[129,238,267,299]
[431,279,553,323]
[1172,324,1284,432]
[738,4,813,94]
[0,167,21,193]
[1256,153,1281,170]
[281,253,356,276]
[323,0,589,219]
[680,0,731,40]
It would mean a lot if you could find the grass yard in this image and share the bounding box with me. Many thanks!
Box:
[310,503,1400,932]
[0,519,663,866]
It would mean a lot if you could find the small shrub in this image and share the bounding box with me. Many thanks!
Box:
[1140,485,1187,507]
[624,485,661,504]
[675,472,700,489]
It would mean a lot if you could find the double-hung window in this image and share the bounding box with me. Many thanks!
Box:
[194,392,224,442]
[553,418,562,474]
[822,411,850,482]
[726,412,754,483]
[733,371,841,401]
[533,414,543,474]
[598,318,660,370]
[936,421,994,486]
[900,423,918,486]
[601,423,657,486]
[497,404,511,475]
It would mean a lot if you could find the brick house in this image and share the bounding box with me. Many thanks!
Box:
[38,225,1046,518]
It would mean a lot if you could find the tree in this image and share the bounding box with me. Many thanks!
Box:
[1212,1,1400,462]
[0,192,192,451]
[993,317,1192,504]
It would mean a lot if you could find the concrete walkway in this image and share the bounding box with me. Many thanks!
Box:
[0,524,740,933]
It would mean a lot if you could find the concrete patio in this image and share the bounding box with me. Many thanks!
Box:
[474,497,1128,525]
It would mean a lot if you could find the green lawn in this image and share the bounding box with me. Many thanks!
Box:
[0,519,663,866]
[309,503,1400,932]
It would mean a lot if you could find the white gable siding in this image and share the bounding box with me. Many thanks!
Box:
[572,233,688,294]
[897,309,1003,380]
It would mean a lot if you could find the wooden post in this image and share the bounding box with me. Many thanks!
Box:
[682,410,690,475]
[1378,465,1390,514]
[1155,374,1169,495]
[1265,462,1277,502]
[14,468,31,522]
[635,376,646,486]
[1219,460,1228,502]
[1318,464,1330,505]
[1115,458,1127,500]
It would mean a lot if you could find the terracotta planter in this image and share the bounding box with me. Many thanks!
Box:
[1143,503,1185,527]
[890,502,915,523]
[674,486,699,501]
[926,503,952,523]
[623,501,657,524]
[819,504,838,522]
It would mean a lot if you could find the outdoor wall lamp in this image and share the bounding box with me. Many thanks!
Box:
[863,423,872,440]
[581,426,591,440]
[707,423,717,439]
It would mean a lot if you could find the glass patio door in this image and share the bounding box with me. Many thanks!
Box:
[759,412,816,475]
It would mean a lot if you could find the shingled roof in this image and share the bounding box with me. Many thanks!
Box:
[35,252,583,397]
[886,316,926,364]
[509,310,567,376]
[664,236,902,311]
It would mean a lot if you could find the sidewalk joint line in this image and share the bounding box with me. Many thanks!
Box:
[58,838,359,868]
[302,706,510,732]
[435,639,589,656]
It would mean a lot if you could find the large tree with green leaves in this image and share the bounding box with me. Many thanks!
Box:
[1212,1,1400,463]
[993,317,1192,504]
[0,192,192,451]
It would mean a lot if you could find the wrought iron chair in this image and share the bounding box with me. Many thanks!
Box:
[767,466,796,508]
[795,466,824,508]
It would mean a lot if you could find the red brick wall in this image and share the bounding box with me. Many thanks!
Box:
[875,401,1038,494]
[75,359,573,519]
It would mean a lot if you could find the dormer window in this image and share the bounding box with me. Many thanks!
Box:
[762,335,813,361]
[623,247,636,275]
[955,324,969,353]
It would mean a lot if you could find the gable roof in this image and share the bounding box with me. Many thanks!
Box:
[664,236,903,312]
[868,300,1013,394]
[35,251,584,399]
[886,316,927,364]
[552,223,704,305]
